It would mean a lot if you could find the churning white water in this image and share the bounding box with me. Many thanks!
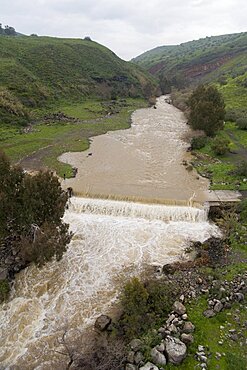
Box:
[0,197,219,369]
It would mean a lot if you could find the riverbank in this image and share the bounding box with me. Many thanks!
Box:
[83,208,247,370]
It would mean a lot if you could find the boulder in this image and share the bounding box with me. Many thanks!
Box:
[139,362,159,370]
[150,348,167,366]
[165,336,187,364]
[173,301,186,315]
[203,309,216,318]
[130,339,143,352]
[162,264,176,275]
[214,301,223,313]
[182,321,195,334]
[94,314,112,331]
[125,364,137,370]
[134,351,144,365]
[0,268,8,281]
[181,333,194,344]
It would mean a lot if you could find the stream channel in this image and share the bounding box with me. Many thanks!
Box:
[0,97,219,369]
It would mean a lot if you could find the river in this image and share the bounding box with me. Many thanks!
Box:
[0,97,219,369]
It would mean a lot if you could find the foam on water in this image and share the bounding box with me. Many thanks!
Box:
[0,197,219,368]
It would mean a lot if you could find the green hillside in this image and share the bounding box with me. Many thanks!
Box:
[133,32,247,90]
[0,35,156,125]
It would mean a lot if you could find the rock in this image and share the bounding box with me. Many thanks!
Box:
[155,342,165,352]
[162,264,176,275]
[224,302,232,309]
[94,314,112,331]
[150,348,167,366]
[125,364,137,370]
[139,362,159,370]
[182,321,195,334]
[173,301,186,315]
[234,293,244,302]
[130,339,143,352]
[134,351,144,365]
[230,334,239,342]
[168,323,178,334]
[165,336,187,364]
[214,301,224,313]
[166,314,176,324]
[180,294,185,302]
[198,345,205,352]
[203,309,216,318]
[181,333,194,344]
[182,314,188,320]
[127,351,135,363]
[0,268,8,281]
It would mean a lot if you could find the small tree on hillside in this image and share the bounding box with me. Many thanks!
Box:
[187,85,225,137]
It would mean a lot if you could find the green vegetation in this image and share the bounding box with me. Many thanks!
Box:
[118,277,180,340]
[133,32,247,92]
[0,35,156,126]
[0,98,147,177]
[188,85,225,136]
[0,152,71,300]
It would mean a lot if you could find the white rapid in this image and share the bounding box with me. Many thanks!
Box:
[0,197,219,369]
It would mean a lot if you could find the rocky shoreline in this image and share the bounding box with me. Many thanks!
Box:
[91,234,246,370]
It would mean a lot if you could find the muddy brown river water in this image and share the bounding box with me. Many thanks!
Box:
[0,97,219,369]
[60,96,208,202]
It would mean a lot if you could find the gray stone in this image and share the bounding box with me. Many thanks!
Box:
[125,364,137,370]
[181,333,194,344]
[214,302,224,313]
[165,336,187,364]
[0,268,8,281]
[139,362,159,370]
[173,301,186,315]
[168,323,178,334]
[203,309,216,318]
[198,345,205,352]
[94,314,111,331]
[134,351,144,365]
[200,355,208,362]
[166,314,176,324]
[183,321,195,334]
[155,342,165,352]
[182,314,188,320]
[130,339,143,352]
[127,351,135,363]
[150,348,167,366]
[234,293,244,302]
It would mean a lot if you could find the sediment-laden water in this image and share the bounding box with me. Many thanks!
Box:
[0,97,218,369]
[60,96,208,202]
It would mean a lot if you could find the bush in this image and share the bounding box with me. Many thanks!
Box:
[0,280,10,303]
[0,151,71,270]
[234,160,247,177]
[211,136,230,155]
[119,277,180,339]
[191,136,208,150]
[236,117,247,130]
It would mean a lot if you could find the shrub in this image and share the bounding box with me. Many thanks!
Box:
[234,160,247,177]
[211,136,230,155]
[191,136,208,150]
[119,277,180,339]
[236,117,247,130]
[120,277,149,338]
[0,280,10,303]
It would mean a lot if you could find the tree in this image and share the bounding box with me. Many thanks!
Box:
[0,151,71,268]
[187,85,225,136]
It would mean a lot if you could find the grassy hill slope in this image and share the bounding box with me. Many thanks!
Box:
[0,36,156,125]
[133,32,247,90]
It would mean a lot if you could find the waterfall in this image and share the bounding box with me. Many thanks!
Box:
[69,197,208,223]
